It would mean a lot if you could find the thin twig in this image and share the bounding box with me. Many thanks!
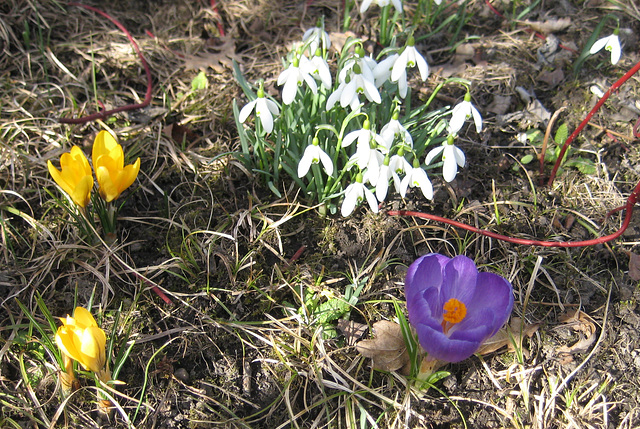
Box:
[59,3,152,124]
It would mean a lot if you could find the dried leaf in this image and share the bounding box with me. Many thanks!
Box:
[628,251,640,281]
[537,68,565,88]
[486,95,512,115]
[477,317,540,356]
[336,320,368,346]
[356,320,410,374]
[328,31,358,54]
[556,310,597,364]
[526,99,552,122]
[183,35,238,73]
[163,123,199,147]
[521,18,572,34]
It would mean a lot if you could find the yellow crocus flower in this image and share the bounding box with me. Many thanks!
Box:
[47,146,94,208]
[92,131,141,202]
[55,307,107,373]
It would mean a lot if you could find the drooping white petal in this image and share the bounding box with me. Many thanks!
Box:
[391,0,403,12]
[396,70,408,98]
[448,101,469,135]
[238,100,257,124]
[442,145,458,182]
[360,0,374,13]
[399,174,410,197]
[265,99,280,116]
[609,36,622,65]
[311,56,332,89]
[318,149,334,176]
[362,78,381,103]
[412,168,433,199]
[340,81,358,108]
[391,50,409,82]
[297,147,315,178]
[425,145,444,165]
[470,104,483,132]
[589,36,610,54]
[364,187,379,213]
[375,165,392,201]
[341,130,361,147]
[341,183,362,217]
[414,51,429,81]
[277,68,292,86]
[453,145,466,168]
[282,75,299,105]
[326,83,344,111]
[255,98,274,133]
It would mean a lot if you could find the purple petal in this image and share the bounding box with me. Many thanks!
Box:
[440,255,478,307]
[468,272,514,336]
[405,254,450,305]
[414,322,482,363]
[407,286,441,328]
[449,308,495,341]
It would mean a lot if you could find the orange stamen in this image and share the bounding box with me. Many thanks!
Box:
[441,298,467,334]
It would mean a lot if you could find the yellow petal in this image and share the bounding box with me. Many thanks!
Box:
[70,146,92,176]
[47,161,72,196]
[48,147,93,207]
[55,326,84,364]
[92,131,119,165]
[73,307,98,329]
[69,173,93,207]
[116,157,140,194]
[96,165,119,202]
[80,326,107,372]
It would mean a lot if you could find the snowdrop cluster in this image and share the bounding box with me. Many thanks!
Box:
[236,25,484,217]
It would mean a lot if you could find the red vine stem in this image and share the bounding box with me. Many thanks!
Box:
[59,3,152,124]
[388,177,640,247]
[547,57,640,186]
[210,0,225,37]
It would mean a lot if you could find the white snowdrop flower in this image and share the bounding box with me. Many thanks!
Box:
[425,136,466,182]
[298,138,333,178]
[309,55,332,90]
[373,53,410,97]
[391,37,429,85]
[341,120,385,150]
[373,53,397,86]
[360,0,402,14]
[339,54,377,84]
[326,81,362,111]
[380,112,413,152]
[356,147,385,185]
[374,159,395,202]
[448,92,482,135]
[238,83,280,133]
[277,55,317,105]
[341,174,379,217]
[400,162,433,200]
[341,71,381,106]
[589,32,622,65]
[302,27,331,55]
[389,153,411,193]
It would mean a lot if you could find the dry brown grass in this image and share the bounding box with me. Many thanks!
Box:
[1,0,640,428]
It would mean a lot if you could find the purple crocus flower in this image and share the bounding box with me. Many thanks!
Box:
[405,254,514,363]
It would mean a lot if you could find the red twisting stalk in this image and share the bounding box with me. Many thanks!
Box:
[59,3,152,124]
[547,58,640,186]
[388,176,640,247]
